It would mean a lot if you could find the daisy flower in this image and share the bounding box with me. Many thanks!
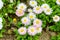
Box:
[41,4,50,10]
[21,17,30,25]
[0,0,3,9]
[0,23,3,30]
[16,9,24,17]
[28,13,36,20]
[53,15,60,22]
[28,26,37,36]
[28,8,33,13]
[33,6,43,14]
[17,3,27,11]
[29,0,37,7]
[33,19,42,27]
[56,0,60,5]
[36,27,42,33]
[18,27,27,35]
[44,8,53,15]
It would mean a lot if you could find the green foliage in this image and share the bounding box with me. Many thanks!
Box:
[49,21,60,32]
[57,33,60,40]
[51,36,57,40]
[51,33,60,40]
[0,0,60,40]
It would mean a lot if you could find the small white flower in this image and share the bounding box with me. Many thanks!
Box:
[41,4,50,10]
[44,8,53,15]
[0,0,3,9]
[17,3,27,11]
[36,27,42,33]
[56,0,60,5]
[28,8,33,13]
[16,9,24,17]
[28,13,36,20]
[33,19,42,27]
[28,26,37,36]
[29,0,37,7]
[53,15,60,22]
[18,27,27,35]
[10,0,13,3]
[21,17,30,25]
[0,17,2,23]
[33,6,43,14]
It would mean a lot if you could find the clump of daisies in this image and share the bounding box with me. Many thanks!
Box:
[41,4,53,15]
[16,3,27,17]
[0,17,3,30]
[0,0,4,9]
[15,0,53,36]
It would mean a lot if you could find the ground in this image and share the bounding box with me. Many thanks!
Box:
[0,30,56,40]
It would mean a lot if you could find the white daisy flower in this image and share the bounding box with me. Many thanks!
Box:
[21,17,30,25]
[33,6,43,14]
[28,13,36,20]
[41,4,50,10]
[18,27,27,35]
[0,0,3,9]
[28,8,33,13]
[17,3,27,11]
[44,8,53,15]
[0,23,3,30]
[56,0,60,5]
[29,0,37,7]
[36,27,42,33]
[33,19,42,27]
[16,9,24,17]
[28,26,37,36]
[0,17,2,23]
[53,15,60,22]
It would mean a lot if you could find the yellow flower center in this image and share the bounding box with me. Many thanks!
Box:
[29,10,32,12]
[54,16,58,20]
[47,9,50,12]
[36,20,40,24]
[29,15,33,19]
[36,27,40,31]
[31,1,35,4]
[58,0,60,2]
[24,19,27,22]
[20,6,24,9]
[31,28,34,32]
[20,29,24,32]
[36,7,40,10]
[44,6,47,8]
[18,10,23,14]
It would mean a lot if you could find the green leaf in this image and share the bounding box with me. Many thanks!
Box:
[0,33,3,38]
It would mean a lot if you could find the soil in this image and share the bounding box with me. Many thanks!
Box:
[0,31,56,40]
